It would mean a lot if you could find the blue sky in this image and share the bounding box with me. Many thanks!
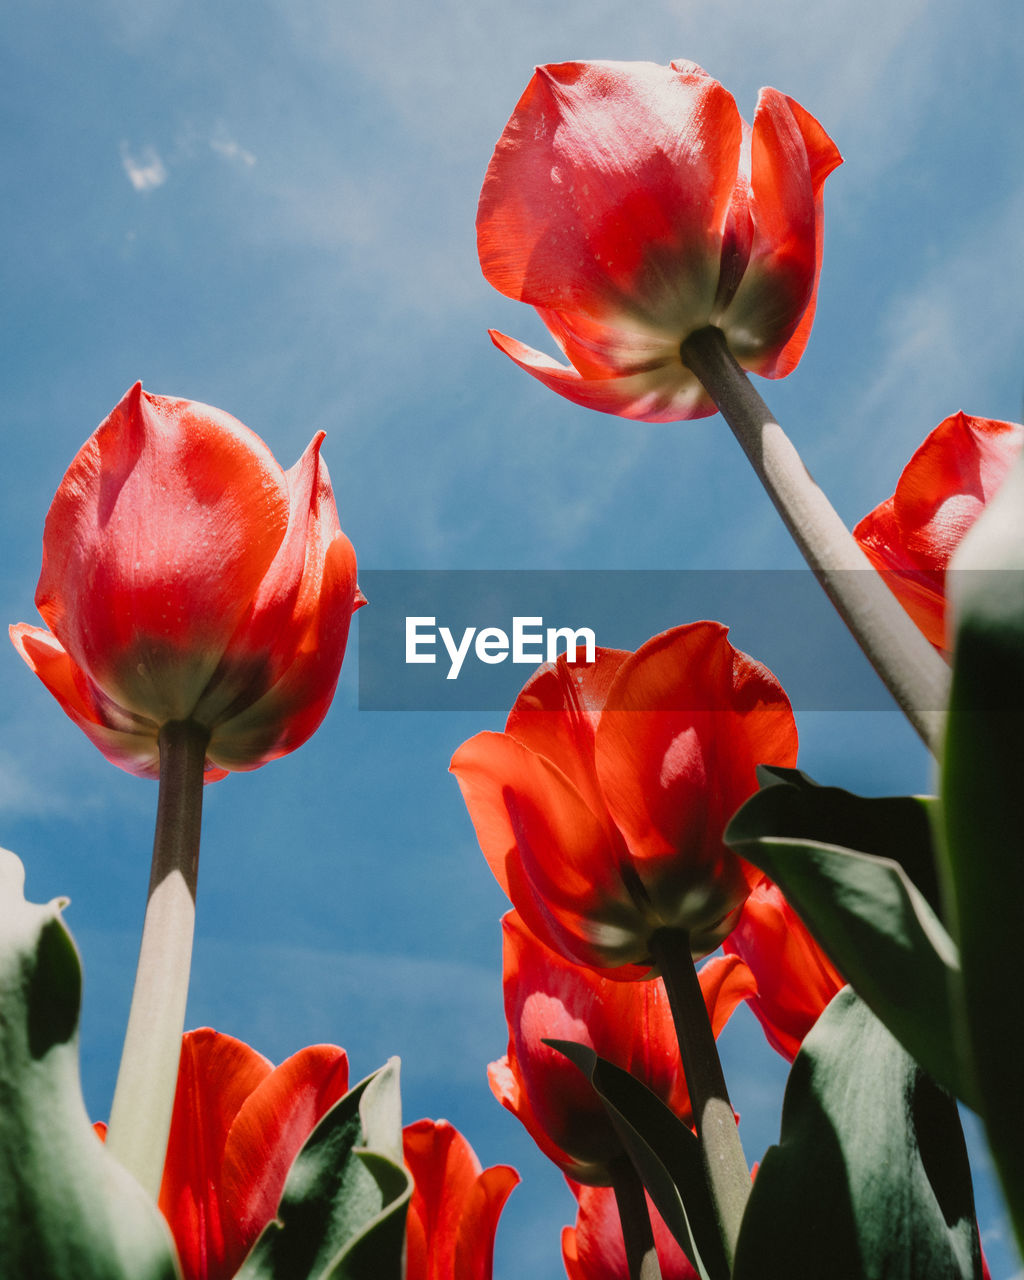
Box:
[2,0,1022,1276]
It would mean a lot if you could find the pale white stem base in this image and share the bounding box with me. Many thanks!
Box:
[105,719,207,1198]
[105,871,195,1195]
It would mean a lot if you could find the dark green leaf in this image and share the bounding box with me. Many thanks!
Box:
[750,766,942,912]
[942,458,1024,1253]
[0,848,180,1280]
[732,988,982,1280]
[236,1057,412,1280]
[545,1038,727,1280]
[726,774,975,1108]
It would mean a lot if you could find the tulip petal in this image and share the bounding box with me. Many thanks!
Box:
[563,1182,699,1280]
[478,61,742,332]
[595,623,798,949]
[504,648,630,824]
[219,1043,350,1268]
[728,90,841,374]
[159,1030,274,1280]
[36,384,292,722]
[403,1120,518,1280]
[697,951,759,1040]
[9,623,231,781]
[723,878,844,1061]
[854,412,1024,653]
[451,731,649,968]
[403,1119,518,1280]
[205,443,360,769]
[489,328,718,422]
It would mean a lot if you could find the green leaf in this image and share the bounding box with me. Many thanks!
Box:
[0,848,180,1280]
[942,446,1024,1253]
[545,1038,727,1280]
[751,766,943,911]
[236,1057,412,1280]
[726,771,975,1109]
[732,988,983,1280]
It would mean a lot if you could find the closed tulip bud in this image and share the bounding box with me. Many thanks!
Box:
[11,383,363,780]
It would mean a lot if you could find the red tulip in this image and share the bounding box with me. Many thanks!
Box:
[477,59,841,422]
[488,911,754,1183]
[451,622,798,973]
[562,1183,698,1280]
[723,877,844,1061]
[157,1028,350,1280]
[10,383,363,780]
[853,411,1023,653]
[403,1118,518,1280]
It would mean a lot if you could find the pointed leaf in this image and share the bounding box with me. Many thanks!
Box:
[751,766,942,910]
[0,848,180,1280]
[236,1058,412,1280]
[733,988,983,1280]
[726,774,975,1107]
[546,1038,726,1280]
[942,445,1024,1250]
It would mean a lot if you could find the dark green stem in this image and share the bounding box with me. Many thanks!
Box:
[105,719,209,1196]
[680,324,949,753]
[649,926,749,1267]
[610,1154,663,1280]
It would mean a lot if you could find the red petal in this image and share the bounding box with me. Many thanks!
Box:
[36,384,291,722]
[218,1044,350,1269]
[564,1183,699,1280]
[504,647,630,825]
[159,1030,274,1280]
[488,330,716,424]
[854,413,1024,652]
[478,61,741,330]
[206,442,360,769]
[725,91,841,376]
[451,732,649,969]
[698,952,758,1039]
[403,1119,517,1280]
[723,878,844,1060]
[9,624,230,781]
[595,623,798,953]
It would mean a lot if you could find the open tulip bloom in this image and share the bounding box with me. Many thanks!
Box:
[452,622,798,975]
[478,59,841,423]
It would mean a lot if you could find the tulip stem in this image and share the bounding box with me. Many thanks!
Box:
[680,324,949,754]
[649,926,749,1268]
[105,719,209,1197]
[610,1154,663,1280]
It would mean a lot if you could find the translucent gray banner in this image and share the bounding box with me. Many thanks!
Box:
[354,569,970,712]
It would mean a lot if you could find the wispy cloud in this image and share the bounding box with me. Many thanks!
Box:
[209,128,256,168]
[119,142,167,191]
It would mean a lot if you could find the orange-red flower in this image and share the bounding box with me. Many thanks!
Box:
[477,60,841,421]
[10,383,363,780]
[452,623,798,974]
[853,411,1023,654]
[403,1118,518,1280]
[722,877,844,1061]
[488,911,753,1183]
[562,1183,698,1280]
[157,1029,350,1280]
